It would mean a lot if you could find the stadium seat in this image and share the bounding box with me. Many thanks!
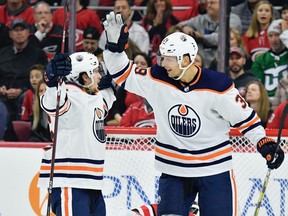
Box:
[12,121,32,141]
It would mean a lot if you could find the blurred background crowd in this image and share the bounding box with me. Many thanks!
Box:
[0,0,288,142]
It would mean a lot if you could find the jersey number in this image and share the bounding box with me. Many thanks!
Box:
[135,67,147,76]
[235,94,247,109]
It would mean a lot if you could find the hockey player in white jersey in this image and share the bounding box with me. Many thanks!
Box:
[102,12,285,216]
[38,52,115,215]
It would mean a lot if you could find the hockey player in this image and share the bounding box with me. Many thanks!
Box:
[102,12,285,216]
[37,52,115,215]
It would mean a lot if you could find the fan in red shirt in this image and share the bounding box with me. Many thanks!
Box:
[266,102,288,129]
[52,0,103,51]
[21,64,45,121]
[120,98,156,127]
[0,0,34,28]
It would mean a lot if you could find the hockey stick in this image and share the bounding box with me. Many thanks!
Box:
[254,103,288,216]
[46,1,69,215]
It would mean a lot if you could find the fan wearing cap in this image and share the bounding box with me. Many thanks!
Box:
[251,19,288,100]
[52,0,103,51]
[0,18,48,141]
[229,46,258,97]
[82,27,103,59]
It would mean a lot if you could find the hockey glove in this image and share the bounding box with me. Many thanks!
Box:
[44,53,72,87]
[257,137,285,169]
[98,73,113,90]
[103,11,129,53]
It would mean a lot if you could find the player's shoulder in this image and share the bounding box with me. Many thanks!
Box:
[195,67,234,92]
[149,65,233,92]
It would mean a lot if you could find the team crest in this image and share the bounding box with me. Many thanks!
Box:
[168,104,200,137]
[93,108,106,143]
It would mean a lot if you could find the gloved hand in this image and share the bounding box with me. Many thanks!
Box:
[98,73,113,90]
[103,11,129,53]
[257,137,285,169]
[44,53,72,87]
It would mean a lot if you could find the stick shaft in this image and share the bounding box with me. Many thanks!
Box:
[46,1,69,215]
[254,103,288,216]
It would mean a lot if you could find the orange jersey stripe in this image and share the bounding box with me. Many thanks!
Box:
[194,83,234,94]
[155,146,232,161]
[48,100,70,117]
[40,165,103,172]
[115,61,133,85]
[237,115,260,131]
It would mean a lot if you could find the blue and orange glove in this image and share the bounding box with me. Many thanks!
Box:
[44,53,72,87]
[103,11,129,53]
[257,137,284,169]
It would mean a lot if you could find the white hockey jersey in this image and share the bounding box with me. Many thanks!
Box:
[103,51,266,177]
[38,82,115,189]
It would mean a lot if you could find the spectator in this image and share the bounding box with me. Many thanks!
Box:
[82,27,102,59]
[97,0,114,20]
[280,19,288,48]
[107,52,152,125]
[0,22,12,49]
[230,27,245,49]
[251,19,288,100]
[242,0,274,62]
[209,27,246,70]
[0,18,47,141]
[0,0,35,28]
[170,0,199,22]
[245,80,271,127]
[232,0,280,34]
[99,0,150,55]
[131,0,149,21]
[271,76,288,111]
[21,64,45,121]
[266,101,288,129]
[0,101,8,141]
[29,1,67,61]
[281,4,288,23]
[177,0,242,67]
[142,0,179,59]
[28,0,62,6]
[53,0,103,51]
[229,46,258,96]
[194,52,204,67]
[29,80,52,142]
[120,98,156,127]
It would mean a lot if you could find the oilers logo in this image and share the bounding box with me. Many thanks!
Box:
[93,107,106,143]
[168,104,200,137]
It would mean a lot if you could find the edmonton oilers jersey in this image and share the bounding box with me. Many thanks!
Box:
[103,51,266,177]
[38,82,115,189]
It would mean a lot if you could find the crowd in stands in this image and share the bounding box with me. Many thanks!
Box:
[0,0,288,141]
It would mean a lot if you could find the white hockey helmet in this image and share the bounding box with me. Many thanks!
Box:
[159,32,198,66]
[66,52,99,87]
